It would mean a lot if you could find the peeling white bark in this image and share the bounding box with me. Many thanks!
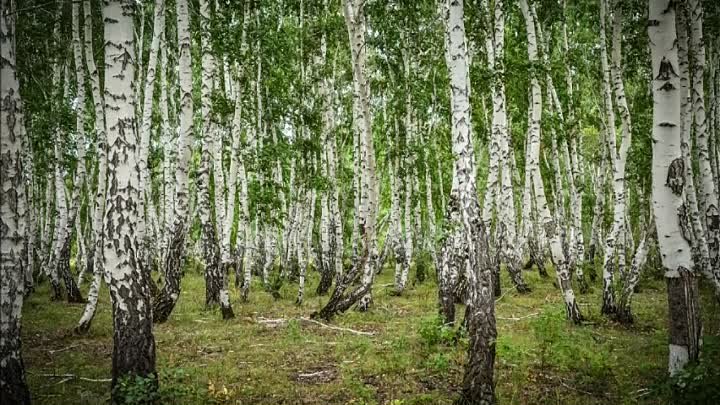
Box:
[0,1,31,399]
[102,0,156,391]
[648,0,701,376]
[521,0,581,322]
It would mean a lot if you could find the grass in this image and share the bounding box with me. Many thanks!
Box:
[22,263,720,405]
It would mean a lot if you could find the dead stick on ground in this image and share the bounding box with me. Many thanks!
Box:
[300,317,375,336]
[257,316,375,336]
[497,312,540,321]
[48,344,80,355]
[34,373,112,383]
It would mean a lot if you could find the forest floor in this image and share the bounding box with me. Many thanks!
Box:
[22,265,720,405]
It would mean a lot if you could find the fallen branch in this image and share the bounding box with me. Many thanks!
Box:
[494,290,511,303]
[497,312,540,321]
[48,344,80,355]
[256,317,287,328]
[33,373,111,383]
[299,317,375,336]
[256,316,375,336]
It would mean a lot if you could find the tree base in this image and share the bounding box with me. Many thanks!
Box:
[221,305,235,320]
[153,291,178,324]
[0,356,31,405]
[566,301,584,325]
[514,284,532,294]
[614,306,634,325]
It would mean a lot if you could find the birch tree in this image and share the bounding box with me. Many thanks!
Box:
[438,0,496,402]
[598,0,631,315]
[154,0,195,323]
[521,0,582,323]
[648,0,702,376]
[102,0,157,396]
[0,0,31,401]
[312,0,377,320]
[76,0,110,334]
[137,0,165,270]
[688,0,720,294]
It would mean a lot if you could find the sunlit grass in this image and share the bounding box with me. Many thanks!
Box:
[22,262,720,404]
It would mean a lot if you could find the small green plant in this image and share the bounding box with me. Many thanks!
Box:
[529,308,565,370]
[114,374,159,405]
[418,316,455,347]
[424,353,451,374]
[114,368,216,405]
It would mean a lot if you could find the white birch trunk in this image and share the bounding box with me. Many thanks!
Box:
[521,0,582,323]
[137,0,165,251]
[440,1,496,401]
[688,0,720,282]
[648,0,701,376]
[0,1,31,399]
[312,0,376,319]
[102,1,156,394]
[599,0,625,315]
[677,7,720,298]
[155,0,195,323]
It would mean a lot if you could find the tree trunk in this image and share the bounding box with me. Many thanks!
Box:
[688,0,720,289]
[313,0,377,320]
[0,1,32,401]
[154,0,194,323]
[521,0,582,323]
[648,0,702,376]
[137,0,165,274]
[441,1,496,403]
[616,227,649,324]
[676,5,719,300]
[102,1,157,399]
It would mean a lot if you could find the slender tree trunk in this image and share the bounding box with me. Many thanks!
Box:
[154,0,194,323]
[137,0,165,274]
[688,0,720,288]
[397,64,414,294]
[676,6,718,300]
[521,0,582,323]
[102,1,157,399]
[561,0,586,290]
[599,0,629,316]
[313,0,377,320]
[616,224,650,324]
[221,14,247,308]
[440,1,496,403]
[23,144,35,296]
[316,22,339,295]
[197,0,226,314]
[648,0,702,376]
[485,0,529,293]
[0,1,31,400]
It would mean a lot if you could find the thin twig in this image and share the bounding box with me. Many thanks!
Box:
[257,316,375,336]
[494,290,510,303]
[497,312,540,321]
[48,344,80,355]
[300,317,375,336]
[33,373,111,383]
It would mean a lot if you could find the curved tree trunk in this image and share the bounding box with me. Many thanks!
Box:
[137,0,166,276]
[521,0,582,323]
[313,0,377,320]
[154,0,194,323]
